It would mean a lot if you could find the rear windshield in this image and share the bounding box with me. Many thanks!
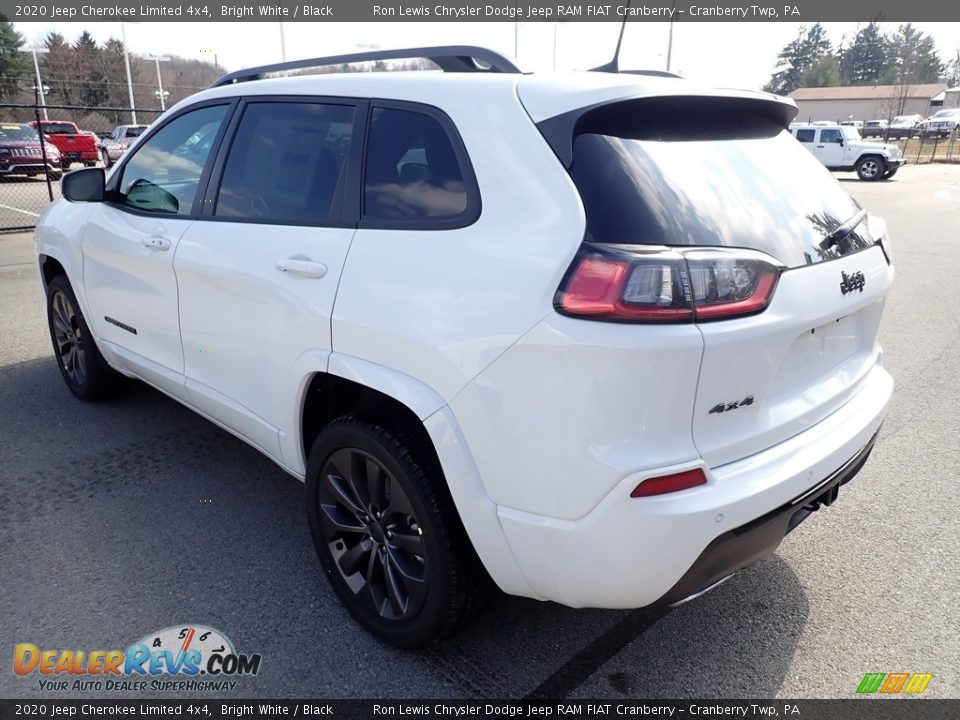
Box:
[41,122,76,134]
[569,115,875,268]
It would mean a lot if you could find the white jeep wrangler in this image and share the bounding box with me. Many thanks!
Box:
[790,123,905,180]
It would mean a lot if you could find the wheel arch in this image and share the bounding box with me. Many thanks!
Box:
[295,359,537,600]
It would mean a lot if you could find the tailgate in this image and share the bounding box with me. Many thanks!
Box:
[542,93,896,470]
[693,244,892,467]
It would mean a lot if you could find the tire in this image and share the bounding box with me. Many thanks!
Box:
[306,417,485,647]
[101,150,111,168]
[882,167,899,180]
[46,274,122,401]
[856,155,885,181]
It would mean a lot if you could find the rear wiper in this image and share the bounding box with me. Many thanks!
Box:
[819,209,867,251]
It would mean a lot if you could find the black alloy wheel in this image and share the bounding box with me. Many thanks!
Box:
[317,446,428,621]
[306,417,486,647]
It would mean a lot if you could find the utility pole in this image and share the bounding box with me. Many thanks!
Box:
[279,22,287,61]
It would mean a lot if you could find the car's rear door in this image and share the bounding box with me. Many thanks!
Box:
[81,101,234,397]
[173,97,363,466]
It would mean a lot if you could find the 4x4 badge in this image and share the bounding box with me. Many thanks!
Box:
[709,395,754,414]
[840,270,866,295]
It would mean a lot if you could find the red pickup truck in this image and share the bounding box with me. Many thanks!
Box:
[29,120,99,169]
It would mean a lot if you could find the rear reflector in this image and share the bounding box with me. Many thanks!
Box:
[631,468,708,497]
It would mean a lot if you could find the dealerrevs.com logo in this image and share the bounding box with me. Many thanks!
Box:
[14,625,262,693]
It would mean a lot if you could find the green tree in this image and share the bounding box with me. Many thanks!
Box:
[42,32,76,106]
[765,23,834,95]
[883,24,945,85]
[0,18,29,101]
[99,38,130,123]
[803,55,841,88]
[74,30,108,107]
[839,22,890,85]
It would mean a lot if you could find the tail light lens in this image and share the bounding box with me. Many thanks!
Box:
[556,245,783,323]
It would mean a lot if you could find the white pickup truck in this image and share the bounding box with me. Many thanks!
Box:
[789,123,905,180]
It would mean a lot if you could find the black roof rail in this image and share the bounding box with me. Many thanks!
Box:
[209,45,521,88]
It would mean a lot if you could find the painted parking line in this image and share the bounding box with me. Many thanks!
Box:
[0,202,39,217]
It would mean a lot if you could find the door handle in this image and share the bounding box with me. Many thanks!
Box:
[140,235,172,251]
[276,258,328,278]
[816,145,825,148]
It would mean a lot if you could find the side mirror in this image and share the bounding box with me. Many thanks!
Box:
[61,167,105,203]
[837,139,844,146]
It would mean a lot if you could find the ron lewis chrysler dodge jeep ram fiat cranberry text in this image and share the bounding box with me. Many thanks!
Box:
[35,47,893,647]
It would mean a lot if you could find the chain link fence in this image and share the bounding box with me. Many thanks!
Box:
[0,101,163,232]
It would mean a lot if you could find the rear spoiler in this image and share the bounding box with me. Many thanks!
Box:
[537,93,798,168]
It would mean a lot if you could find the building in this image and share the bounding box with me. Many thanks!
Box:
[944,87,960,110]
[788,84,949,123]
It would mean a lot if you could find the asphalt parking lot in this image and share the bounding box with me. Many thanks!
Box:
[1,163,959,700]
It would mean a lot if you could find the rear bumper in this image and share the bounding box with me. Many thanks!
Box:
[658,430,877,606]
[496,363,892,608]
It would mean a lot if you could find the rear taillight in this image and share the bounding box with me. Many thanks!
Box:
[631,468,707,497]
[556,246,783,323]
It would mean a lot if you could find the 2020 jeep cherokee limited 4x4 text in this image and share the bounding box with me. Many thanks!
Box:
[36,47,893,647]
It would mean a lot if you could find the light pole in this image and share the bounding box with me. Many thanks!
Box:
[19,47,49,121]
[666,0,677,72]
[553,22,566,70]
[144,54,170,110]
[120,22,137,124]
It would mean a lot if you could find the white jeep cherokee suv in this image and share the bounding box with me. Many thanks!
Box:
[36,47,893,647]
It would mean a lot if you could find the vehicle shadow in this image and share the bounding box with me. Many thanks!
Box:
[0,357,807,700]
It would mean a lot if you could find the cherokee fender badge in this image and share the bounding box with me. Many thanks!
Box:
[708,395,754,414]
[840,270,866,295]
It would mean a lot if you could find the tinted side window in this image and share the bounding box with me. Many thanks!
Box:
[215,102,355,224]
[819,129,842,143]
[795,129,815,143]
[118,105,228,215]
[363,106,474,226]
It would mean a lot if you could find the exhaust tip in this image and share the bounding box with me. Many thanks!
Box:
[667,573,735,608]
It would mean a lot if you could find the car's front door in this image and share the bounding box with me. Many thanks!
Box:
[815,127,845,167]
[173,98,362,466]
[81,102,234,396]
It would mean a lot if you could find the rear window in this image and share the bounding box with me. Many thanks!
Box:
[568,108,874,268]
[41,122,75,134]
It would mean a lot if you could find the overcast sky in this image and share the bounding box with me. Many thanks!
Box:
[12,21,960,90]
